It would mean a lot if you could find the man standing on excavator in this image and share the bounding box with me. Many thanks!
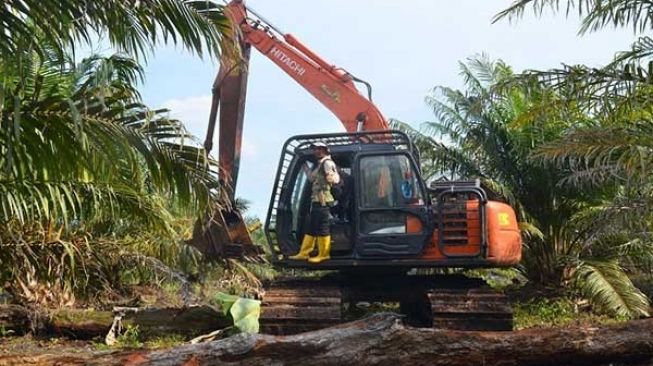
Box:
[290,142,340,263]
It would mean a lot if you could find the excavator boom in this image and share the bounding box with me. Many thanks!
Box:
[194,0,391,258]
[208,0,389,188]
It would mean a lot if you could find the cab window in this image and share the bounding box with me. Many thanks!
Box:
[359,154,425,235]
[359,154,423,208]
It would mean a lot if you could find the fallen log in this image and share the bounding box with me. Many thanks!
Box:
[2,313,652,366]
[0,305,33,335]
[0,305,230,339]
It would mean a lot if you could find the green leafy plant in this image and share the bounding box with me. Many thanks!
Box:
[0,1,229,62]
[0,0,238,308]
[0,42,227,306]
[214,292,261,334]
[514,298,577,329]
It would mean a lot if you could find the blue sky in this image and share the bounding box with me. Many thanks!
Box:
[140,0,635,219]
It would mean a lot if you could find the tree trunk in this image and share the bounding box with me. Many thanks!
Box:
[2,313,652,366]
[0,305,230,339]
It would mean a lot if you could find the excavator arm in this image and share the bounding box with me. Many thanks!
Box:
[208,0,389,187]
[192,0,389,259]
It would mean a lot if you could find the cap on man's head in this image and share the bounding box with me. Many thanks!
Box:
[310,141,330,152]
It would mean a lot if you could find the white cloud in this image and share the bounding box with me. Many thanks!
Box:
[162,95,259,159]
[162,95,212,143]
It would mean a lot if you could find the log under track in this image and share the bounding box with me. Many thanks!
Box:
[2,313,652,366]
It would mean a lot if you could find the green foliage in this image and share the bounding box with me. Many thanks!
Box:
[397,55,650,318]
[513,298,627,329]
[0,50,222,228]
[574,260,650,318]
[115,325,142,349]
[496,0,653,34]
[493,0,653,318]
[514,298,577,329]
[0,326,13,337]
[214,292,261,334]
[395,56,578,282]
[0,62,216,304]
[144,335,186,349]
[495,1,653,126]
[0,0,237,306]
[0,1,229,61]
[464,268,528,290]
[246,216,268,248]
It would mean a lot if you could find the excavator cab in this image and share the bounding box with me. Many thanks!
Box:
[265,130,433,266]
[265,129,521,270]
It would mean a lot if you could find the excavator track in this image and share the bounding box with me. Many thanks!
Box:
[259,278,343,335]
[427,287,513,331]
[260,274,512,335]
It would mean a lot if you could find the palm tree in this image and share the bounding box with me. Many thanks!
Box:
[0,1,233,226]
[494,0,653,315]
[395,56,650,318]
[0,42,224,303]
[0,1,234,305]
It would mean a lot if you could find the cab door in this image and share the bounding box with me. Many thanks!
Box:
[355,152,431,257]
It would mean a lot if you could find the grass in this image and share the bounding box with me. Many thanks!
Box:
[513,298,628,330]
[93,326,186,351]
[144,335,186,349]
[114,325,142,348]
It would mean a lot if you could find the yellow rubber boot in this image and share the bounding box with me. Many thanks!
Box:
[308,235,331,264]
[289,234,315,260]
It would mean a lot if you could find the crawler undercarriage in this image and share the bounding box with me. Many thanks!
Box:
[259,273,512,335]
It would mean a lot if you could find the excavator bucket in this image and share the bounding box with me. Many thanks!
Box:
[187,23,261,260]
[187,207,259,259]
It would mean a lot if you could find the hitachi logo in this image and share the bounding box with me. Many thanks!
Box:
[270,47,306,77]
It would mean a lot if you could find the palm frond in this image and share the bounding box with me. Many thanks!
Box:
[494,0,575,24]
[1,47,222,227]
[496,3,653,118]
[495,0,653,34]
[574,260,650,318]
[519,221,545,240]
[0,0,229,61]
[536,120,653,185]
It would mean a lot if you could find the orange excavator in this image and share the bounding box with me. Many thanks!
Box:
[190,0,522,334]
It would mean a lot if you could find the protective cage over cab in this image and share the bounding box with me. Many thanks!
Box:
[264,130,521,270]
